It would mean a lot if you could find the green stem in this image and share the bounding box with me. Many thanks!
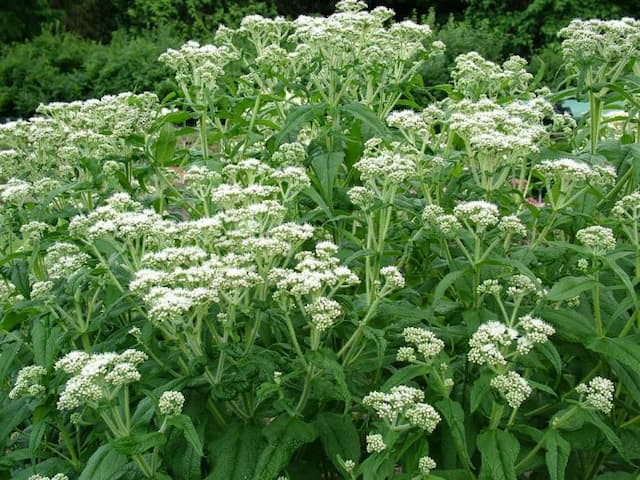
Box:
[593,271,604,337]
[488,402,504,429]
[199,110,209,161]
[56,420,81,470]
[530,210,559,250]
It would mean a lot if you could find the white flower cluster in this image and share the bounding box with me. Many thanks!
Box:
[498,215,527,237]
[159,390,185,416]
[558,18,640,72]
[9,365,47,399]
[490,371,532,408]
[69,193,170,242]
[379,266,405,290]
[418,456,437,475]
[449,98,550,155]
[20,221,51,241]
[269,241,359,297]
[0,280,22,305]
[469,314,554,365]
[468,321,517,366]
[0,94,166,180]
[366,433,387,453]
[452,52,533,99]
[354,147,417,184]
[612,191,640,222]
[422,204,461,236]
[133,252,262,324]
[28,474,69,480]
[576,225,616,255]
[363,385,441,432]
[44,242,90,279]
[477,279,502,296]
[159,41,239,99]
[516,314,555,355]
[537,158,616,185]
[55,349,147,411]
[347,186,376,209]
[399,327,444,361]
[304,296,342,332]
[576,376,615,415]
[506,274,543,299]
[453,201,500,230]
[0,178,32,204]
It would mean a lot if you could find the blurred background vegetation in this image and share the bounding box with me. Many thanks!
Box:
[0,0,636,119]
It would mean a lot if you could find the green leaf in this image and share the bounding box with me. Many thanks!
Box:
[315,412,360,470]
[78,445,128,480]
[545,430,570,480]
[252,415,318,480]
[166,414,203,456]
[32,318,60,370]
[308,349,351,407]
[310,151,344,205]
[342,102,390,138]
[111,432,166,455]
[587,335,640,374]
[541,308,595,344]
[166,429,201,480]
[477,429,519,480]
[583,410,627,459]
[382,364,430,390]
[470,372,493,414]
[0,342,21,384]
[153,124,177,166]
[208,422,264,480]
[546,276,597,302]
[272,104,324,148]
[436,399,473,470]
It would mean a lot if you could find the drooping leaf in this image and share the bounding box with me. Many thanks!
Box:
[111,431,166,455]
[546,276,597,302]
[315,412,361,471]
[545,430,570,480]
[78,445,128,480]
[166,414,203,456]
[252,415,318,480]
[153,123,177,166]
[208,422,264,480]
[436,399,473,470]
[342,102,390,138]
[477,429,519,480]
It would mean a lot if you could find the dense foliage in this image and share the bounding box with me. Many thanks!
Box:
[1,2,640,479]
[1,0,638,119]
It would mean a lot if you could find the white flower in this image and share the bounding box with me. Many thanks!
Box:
[304,297,342,332]
[491,371,532,408]
[576,226,616,255]
[159,390,185,416]
[454,201,500,229]
[576,376,615,415]
[468,321,517,366]
[418,456,437,475]
[380,266,405,289]
[366,433,386,453]
[9,365,47,399]
[402,327,444,360]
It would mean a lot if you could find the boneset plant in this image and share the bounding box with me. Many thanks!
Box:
[1,4,640,480]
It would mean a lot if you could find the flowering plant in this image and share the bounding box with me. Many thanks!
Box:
[1,4,640,480]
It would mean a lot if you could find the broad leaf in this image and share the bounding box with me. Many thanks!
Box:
[545,430,570,480]
[477,429,519,480]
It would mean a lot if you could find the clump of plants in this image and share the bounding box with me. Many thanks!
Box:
[1,2,640,479]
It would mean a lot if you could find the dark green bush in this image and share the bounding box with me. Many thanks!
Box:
[463,0,638,54]
[84,28,181,101]
[0,30,95,118]
[421,14,508,87]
